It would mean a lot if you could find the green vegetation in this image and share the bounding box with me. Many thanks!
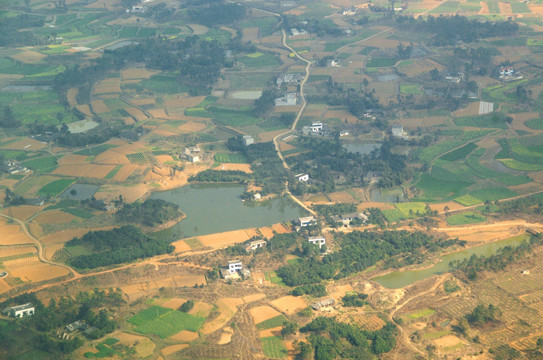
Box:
[470,187,517,201]
[440,143,477,161]
[454,194,482,206]
[261,336,287,359]
[399,83,423,95]
[342,292,368,307]
[189,169,249,183]
[395,202,428,218]
[500,158,543,171]
[525,118,543,130]
[446,211,486,225]
[128,305,205,338]
[23,156,58,173]
[453,113,508,129]
[239,53,280,68]
[312,203,357,216]
[116,199,181,227]
[366,57,396,68]
[104,165,122,180]
[66,225,174,269]
[37,178,75,197]
[256,315,288,330]
[178,300,194,313]
[290,284,327,297]
[462,129,494,141]
[403,309,435,320]
[214,153,248,163]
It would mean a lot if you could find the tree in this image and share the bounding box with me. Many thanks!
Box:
[254,88,276,116]
[429,68,440,81]
[281,321,298,338]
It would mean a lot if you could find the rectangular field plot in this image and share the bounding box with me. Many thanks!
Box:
[214,153,248,163]
[128,305,205,339]
[256,315,287,330]
[453,113,508,129]
[440,143,478,161]
[261,336,287,359]
[37,178,75,197]
[395,202,428,217]
[454,194,482,206]
[470,187,517,201]
[446,211,486,225]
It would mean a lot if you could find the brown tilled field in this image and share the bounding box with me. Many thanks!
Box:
[121,68,157,80]
[201,298,243,334]
[169,330,199,343]
[148,108,170,119]
[93,78,121,94]
[11,50,46,63]
[4,257,69,282]
[242,27,259,42]
[271,295,307,315]
[32,210,77,225]
[111,164,138,181]
[216,163,252,173]
[125,107,148,121]
[1,138,47,151]
[90,99,110,114]
[328,191,357,203]
[0,279,10,294]
[4,205,43,221]
[250,305,282,324]
[161,344,188,356]
[75,105,93,117]
[53,164,116,179]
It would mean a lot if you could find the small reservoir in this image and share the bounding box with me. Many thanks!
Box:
[373,234,530,289]
[150,183,306,240]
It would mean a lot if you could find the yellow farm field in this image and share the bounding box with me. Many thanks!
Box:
[131,98,156,106]
[53,164,116,179]
[5,205,43,221]
[325,109,358,123]
[498,2,512,15]
[201,298,243,334]
[93,78,121,95]
[94,184,148,203]
[259,129,289,142]
[112,164,139,181]
[328,191,357,203]
[0,279,11,294]
[4,257,70,282]
[76,104,93,117]
[250,305,282,324]
[0,246,35,258]
[148,108,170,119]
[161,344,188,356]
[189,302,215,318]
[160,297,187,310]
[90,99,110,114]
[260,326,282,338]
[67,88,78,108]
[271,295,307,315]
[33,210,77,225]
[94,150,130,165]
[168,330,199,342]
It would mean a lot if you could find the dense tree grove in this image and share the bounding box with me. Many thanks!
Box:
[67,225,174,269]
[277,230,459,286]
[0,289,122,358]
[466,304,501,326]
[290,284,327,297]
[187,2,246,26]
[397,15,518,46]
[55,125,121,147]
[288,137,410,194]
[0,13,44,46]
[301,317,397,359]
[342,292,368,307]
[116,199,181,227]
[253,89,277,117]
[189,169,249,182]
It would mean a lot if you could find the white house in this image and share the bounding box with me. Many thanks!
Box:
[228,260,243,274]
[391,125,404,138]
[3,303,35,318]
[296,173,309,182]
[308,237,326,248]
[499,66,514,76]
[298,216,316,227]
[247,239,266,251]
[242,135,254,146]
[332,212,368,226]
[253,193,261,200]
[311,122,323,132]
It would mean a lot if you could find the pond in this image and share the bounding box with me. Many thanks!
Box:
[67,119,100,134]
[150,183,307,240]
[373,234,530,289]
[61,184,99,201]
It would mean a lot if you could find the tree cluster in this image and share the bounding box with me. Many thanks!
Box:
[342,292,368,307]
[466,304,501,326]
[116,199,181,227]
[300,317,397,359]
[189,169,249,183]
[290,284,327,297]
[0,13,44,46]
[187,2,246,26]
[312,203,357,216]
[67,225,174,269]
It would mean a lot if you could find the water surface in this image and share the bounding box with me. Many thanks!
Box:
[150,183,306,240]
[373,235,530,289]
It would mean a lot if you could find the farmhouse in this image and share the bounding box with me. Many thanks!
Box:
[311,122,323,132]
[391,125,406,139]
[184,147,201,162]
[275,93,297,106]
[253,193,261,200]
[311,298,335,310]
[298,216,316,227]
[296,173,309,182]
[247,239,266,251]
[308,236,326,248]
[499,66,514,76]
[65,320,89,332]
[220,260,244,281]
[227,260,243,274]
[332,212,368,226]
[3,303,35,318]
[242,135,254,146]
[445,73,463,83]
[290,28,308,37]
[340,130,349,137]
[26,196,45,206]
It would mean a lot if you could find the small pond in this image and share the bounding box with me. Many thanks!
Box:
[61,184,99,201]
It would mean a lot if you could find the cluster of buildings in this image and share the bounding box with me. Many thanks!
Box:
[275,92,297,106]
[498,66,523,81]
[183,146,201,163]
[220,260,251,281]
[4,160,28,175]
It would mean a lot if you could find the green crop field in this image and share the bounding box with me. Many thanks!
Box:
[261,336,288,359]
[324,29,379,52]
[440,143,478,161]
[508,138,543,164]
[417,140,465,163]
[23,156,58,173]
[511,2,530,12]
[446,211,486,225]
[139,75,189,94]
[226,73,273,90]
[453,113,508,129]
[400,83,423,95]
[214,153,248,163]
[74,144,116,156]
[500,158,543,171]
[454,194,482,206]
[366,57,396,68]
[209,106,262,127]
[395,202,427,217]
[241,17,280,37]
[383,208,406,222]
[256,315,287,330]
[470,187,517,201]
[429,0,459,13]
[128,305,205,339]
[403,308,435,320]
[416,174,472,199]
[239,53,280,68]
[62,208,95,219]
[462,129,494,141]
[104,165,123,180]
[525,118,543,130]
[37,178,75,197]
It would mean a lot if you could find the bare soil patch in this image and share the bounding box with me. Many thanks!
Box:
[271,295,307,315]
[1,138,47,151]
[162,344,189,356]
[218,327,234,345]
[5,205,43,221]
[0,279,10,294]
[201,298,243,334]
[330,284,354,300]
[75,105,93,117]
[216,163,252,173]
[434,334,464,348]
[53,164,116,179]
[242,293,266,303]
[479,1,489,14]
[260,326,282,338]
[125,107,148,121]
[189,302,215,318]
[93,78,121,94]
[197,229,252,248]
[169,330,199,343]
[5,257,69,282]
[250,305,282,324]
[33,210,77,225]
[498,2,512,14]
[90,100,110,114]
[429,201,466,213]
[242,27,259,42]
[148,108,170,119]
[328,191,357,203]
[259,129,289,142]
[112,164,138,181]
[161,297,188,310]
[121,68,157,80]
